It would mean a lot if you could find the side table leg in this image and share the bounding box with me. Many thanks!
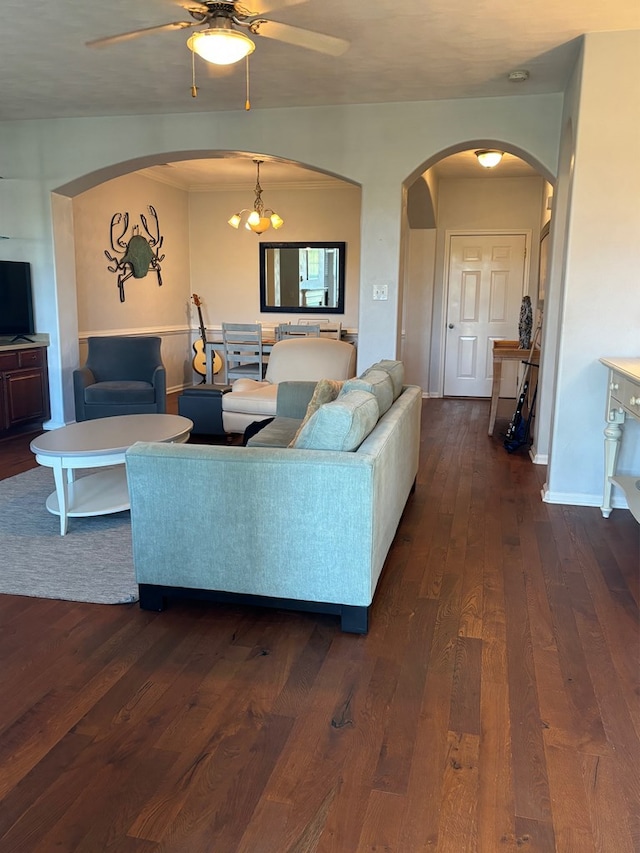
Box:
[52,459,70,536]
[601,415,623,518]
[488,360,502,436]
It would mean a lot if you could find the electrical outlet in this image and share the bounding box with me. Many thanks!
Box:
[373,284,388,301]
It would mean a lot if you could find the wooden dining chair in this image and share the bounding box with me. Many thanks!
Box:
[275,323,321,341]
[296,320,343,340]
[221,323,265,384]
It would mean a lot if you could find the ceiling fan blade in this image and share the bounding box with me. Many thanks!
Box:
[86,20,198,49]
[246,0,308,14]
[255,20,349,56]
[175,1,210,14]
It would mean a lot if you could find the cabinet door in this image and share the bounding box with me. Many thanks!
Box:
[0,376,7,429]
[4,368,48,425]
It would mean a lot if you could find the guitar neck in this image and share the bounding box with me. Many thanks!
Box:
[197,307,207,344]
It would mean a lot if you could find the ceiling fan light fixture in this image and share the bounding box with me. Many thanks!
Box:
[187,28,255,66]
[475,149,504,168]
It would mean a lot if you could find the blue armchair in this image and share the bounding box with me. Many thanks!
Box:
[73,335,166,421]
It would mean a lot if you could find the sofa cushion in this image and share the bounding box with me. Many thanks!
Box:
[276,381,319,420]
[288,378,344,447]
[344,369,394,416]
[246,417,301,448]
[369,360,404,400]
[291,389,379,452]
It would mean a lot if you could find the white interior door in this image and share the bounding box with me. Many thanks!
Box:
[444,233,527,397]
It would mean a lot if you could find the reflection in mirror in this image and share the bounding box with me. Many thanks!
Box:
[259,242,345,314]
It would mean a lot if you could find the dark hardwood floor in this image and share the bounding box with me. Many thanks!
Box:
[0,396,638,851]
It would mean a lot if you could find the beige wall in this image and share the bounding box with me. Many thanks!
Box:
[74,173,190,332]
[402,229,436,390]
[188,183,361,330]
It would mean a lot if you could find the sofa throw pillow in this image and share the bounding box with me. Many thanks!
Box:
[291,389,379,452]
[288,378,344,447]
[348,369,394,416]
[370,360,404,400]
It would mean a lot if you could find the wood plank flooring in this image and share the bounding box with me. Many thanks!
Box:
[0,397,638,851]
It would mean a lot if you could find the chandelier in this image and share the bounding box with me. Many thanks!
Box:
[228,160,284,235]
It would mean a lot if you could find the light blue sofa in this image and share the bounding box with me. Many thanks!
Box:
[125,366,421,633]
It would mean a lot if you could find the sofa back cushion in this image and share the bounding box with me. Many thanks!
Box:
[369,360,404,400]
[291,389,379,451]
[265,337,357,384]
[288,378,344,446]
[344,369,394,416]
[276,381,319,420]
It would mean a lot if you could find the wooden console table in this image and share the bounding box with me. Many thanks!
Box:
[599,356,640,522]
[488,340,539,436]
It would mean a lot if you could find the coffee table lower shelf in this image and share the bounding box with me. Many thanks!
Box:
[44,468,130,519]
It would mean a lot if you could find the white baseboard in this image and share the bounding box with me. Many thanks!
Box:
[529,448,548,465]
[541,482,629,511]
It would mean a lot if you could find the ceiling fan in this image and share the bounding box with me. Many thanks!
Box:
[86,0,350,63]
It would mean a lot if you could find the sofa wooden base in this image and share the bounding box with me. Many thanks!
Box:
[138,583,369,634]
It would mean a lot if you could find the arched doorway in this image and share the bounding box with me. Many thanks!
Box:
[51,152,362,424]
[401,144,555,454]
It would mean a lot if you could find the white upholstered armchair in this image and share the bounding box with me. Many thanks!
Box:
[221,336,356,433]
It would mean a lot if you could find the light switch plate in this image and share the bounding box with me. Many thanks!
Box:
[373,284,388,301]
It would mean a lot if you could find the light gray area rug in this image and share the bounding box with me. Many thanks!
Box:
[0,466,138,604]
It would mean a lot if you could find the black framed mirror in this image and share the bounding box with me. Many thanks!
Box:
[259,242,346,313]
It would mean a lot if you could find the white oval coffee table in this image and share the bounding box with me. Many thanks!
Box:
[30,413,193,535]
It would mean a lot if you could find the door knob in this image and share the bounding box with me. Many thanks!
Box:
[448,323,454,329]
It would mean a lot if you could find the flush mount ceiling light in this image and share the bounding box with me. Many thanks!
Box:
[228,160,284,235]
[508,69,530,82]
[475,150,504,168]
[187,25,255,65]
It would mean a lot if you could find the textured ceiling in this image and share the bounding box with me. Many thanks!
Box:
[1,0,638,121]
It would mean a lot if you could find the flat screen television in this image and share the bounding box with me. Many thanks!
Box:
[0,260,35,341]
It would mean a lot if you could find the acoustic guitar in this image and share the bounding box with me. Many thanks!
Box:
[191,294,222,378]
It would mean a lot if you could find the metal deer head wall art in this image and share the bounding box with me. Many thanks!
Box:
[104,205,165,302]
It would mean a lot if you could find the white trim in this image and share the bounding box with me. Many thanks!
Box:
[529,449,548,465]
[541,483,628,511]
[78,325,189,340]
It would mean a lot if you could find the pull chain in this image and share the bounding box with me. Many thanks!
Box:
[245,54,251,111]
[191,50,198,98]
